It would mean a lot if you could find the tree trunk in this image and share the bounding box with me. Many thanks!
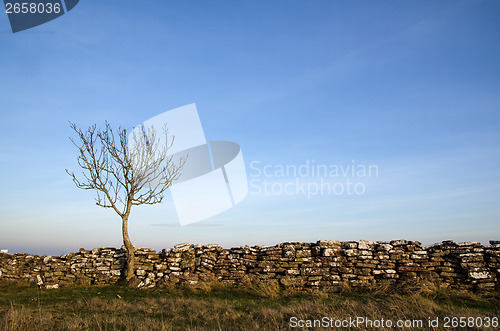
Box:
[122,213,135,281]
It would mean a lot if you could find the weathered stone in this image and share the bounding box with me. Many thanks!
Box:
[358,240,375,250]
[344,249,358,257]
[173,243,193,252]
[376,244,393,251]
[322,248,339,257]
[295,250,311,258]
[45,284,59,290]
[0,240,497,292]
[469,271,492,279]
[390,240,408,246]
[317,240,341,247]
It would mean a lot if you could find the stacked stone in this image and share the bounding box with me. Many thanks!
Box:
[335,240,374,288]
[237,245,259,284]
[1,240,499,292]
[43,255,69,288]
[372,242,398,284]
[390,240,430,283]
[277,242,303,287]
[175,244,202,285]
[0,253,42,283]
[294,242,324,288]
[426,241,461,287]
[289,242,323,288]
[426,241,497,291]
[451,241,496,292]
[317,240,344,288]
[131,248,158,288]
[71,248,125,285]
[230,246,260,284]
[0,248,125,289]
[252,244,285,285]
[193,244,222,282]
[159,244,185,284]
[146,243,225,286]
[486,241,500,288]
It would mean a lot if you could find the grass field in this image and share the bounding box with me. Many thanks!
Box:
[0,280,498,330]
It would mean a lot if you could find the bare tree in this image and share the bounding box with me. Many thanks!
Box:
[66,122,185,282]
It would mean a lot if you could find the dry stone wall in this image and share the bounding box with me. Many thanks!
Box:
[1,240,499,292]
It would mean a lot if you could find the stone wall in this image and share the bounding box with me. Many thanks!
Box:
[1,240,499,292]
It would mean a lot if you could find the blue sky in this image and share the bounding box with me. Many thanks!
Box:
[1,1,499,255]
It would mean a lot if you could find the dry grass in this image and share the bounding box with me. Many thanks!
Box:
[0,280,498,330]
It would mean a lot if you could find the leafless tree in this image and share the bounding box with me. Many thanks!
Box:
[66,122,185,282]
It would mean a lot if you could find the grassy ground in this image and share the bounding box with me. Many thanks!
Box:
[0,280,498,330]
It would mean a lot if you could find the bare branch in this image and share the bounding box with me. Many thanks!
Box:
[67,121,185,216]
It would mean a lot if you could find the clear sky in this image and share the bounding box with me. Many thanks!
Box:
[1,1,499,255]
